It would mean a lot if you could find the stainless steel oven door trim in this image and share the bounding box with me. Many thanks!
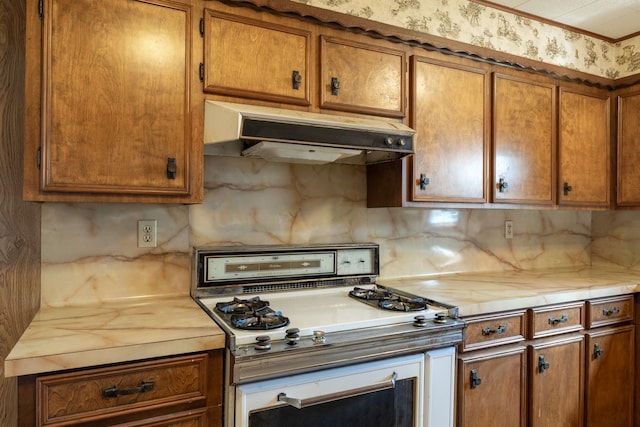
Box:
[233,353,426,427]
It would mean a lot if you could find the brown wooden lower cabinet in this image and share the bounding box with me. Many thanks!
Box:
[457,345,527,426]
[17,350,223,427]
[585,325,634,427]
[528,334,584,427]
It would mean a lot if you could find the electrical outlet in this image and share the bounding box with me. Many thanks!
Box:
[138,220,157,248]
[505,220,513,239]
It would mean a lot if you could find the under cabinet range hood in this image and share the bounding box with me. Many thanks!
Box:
[203,101,415,165]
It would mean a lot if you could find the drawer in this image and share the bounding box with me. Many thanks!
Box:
[586,295,634,328]
[529,301,584,339]
[461,310,526,352]
[37,353,208,426]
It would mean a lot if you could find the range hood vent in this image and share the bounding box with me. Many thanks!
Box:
[203,101,415,165]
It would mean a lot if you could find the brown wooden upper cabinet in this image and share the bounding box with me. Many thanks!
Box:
[493,73,556,205]
[320,36,406,118]
[558,88,611,208]
[203,9,311,106]
[410,56,489,203]
[617,90,640,206]
[24,0,201,203]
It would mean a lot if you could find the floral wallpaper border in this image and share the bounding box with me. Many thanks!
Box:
[293,0,640,79]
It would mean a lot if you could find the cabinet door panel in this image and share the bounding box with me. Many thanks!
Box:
[42,0,192,195]
[558,88,610,207]
[617,91,640,206]
[529,336,583,427]
[320,36,405,118]
[493,74,556,204]
[411,57,488,203]
[204,9,311,105]
[585,326,634,427]
[458,347,526,427]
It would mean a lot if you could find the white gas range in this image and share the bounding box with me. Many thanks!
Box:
[191,243,465,427]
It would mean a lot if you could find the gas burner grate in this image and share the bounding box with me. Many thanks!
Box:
[230,311,290,330]
[215,296,269,314]
[378,298,428,312]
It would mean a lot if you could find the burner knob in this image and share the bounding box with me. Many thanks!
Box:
[285,328,300,346]
[413,315,429,327]
[434,312,448,324]
[255,335,272,351]
[313,330,326,344]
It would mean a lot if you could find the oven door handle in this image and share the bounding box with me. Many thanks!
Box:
[277,371,398,409]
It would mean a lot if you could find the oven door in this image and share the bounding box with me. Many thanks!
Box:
[234,353,425,427]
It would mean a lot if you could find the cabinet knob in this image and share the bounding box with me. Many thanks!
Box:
[602,307,620,316]
[481,324,507,335]
[563,182,573,196]
[470,369,482,389]
[419,174,430,190]
[594,343,605,360]
[331,77,341,95]
[103,380,154,398]
[538,355,550,373]
[548,314,568,325]
[497,178,508,193]
[166,157,177,180]
[292,70,302,90]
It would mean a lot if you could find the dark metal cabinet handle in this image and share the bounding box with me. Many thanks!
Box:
[603,307,620,316]
[167,157,177,180]
[482,324,507,335]
[470,369,482,389]
[594,343,605,360]
[538,355,550,373]
[563,182,573,196]
[419,174,430,190]
[102,380,154,398]
[331,77,341,95]
[497,178,508,193]
[292,70,302,90]
[548,314,568,325]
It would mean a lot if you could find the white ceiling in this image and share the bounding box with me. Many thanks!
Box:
[480,0,640,40]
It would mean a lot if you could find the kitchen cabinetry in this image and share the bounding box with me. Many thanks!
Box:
[459,296,634,427]
[457,310,527,427]
[203,8,311,106]
[23,0,203,203]
[584,295,634,427]
[17,351,222,427]
[492,73,556,205]
[557,88,611,208]
[616,89,640,206]
[409,55,489,203]
[319,36,406,118]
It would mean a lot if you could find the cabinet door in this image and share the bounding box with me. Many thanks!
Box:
[320,36,406,118]
[558,88,611,207]
[410,56,489,203]
[36,0,194,197]
[458,346,526,427]
[617,91,640,206]
[493,74,556,205]
[585,326,634,427]
[203,9,311,106]
[529,335,584,427]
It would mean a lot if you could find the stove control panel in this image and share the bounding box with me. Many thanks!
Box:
[336,248,376,276]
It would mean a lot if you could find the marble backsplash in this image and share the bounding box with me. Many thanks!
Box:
[41,156,601,307]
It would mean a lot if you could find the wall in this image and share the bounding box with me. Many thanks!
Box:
[0,0,41,425]
[41,156,592,306]
[592,211,640,269]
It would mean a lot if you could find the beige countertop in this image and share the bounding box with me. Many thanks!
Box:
[380,266,640,317]
[4,295,225,378]
[6,266,640,378]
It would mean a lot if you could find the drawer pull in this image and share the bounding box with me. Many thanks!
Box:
[602,307,620,316]
[538,355,550,373]
[548,314,568,325]
[470,369,482,389]
[482,325,507,335]
[102,381,155,398]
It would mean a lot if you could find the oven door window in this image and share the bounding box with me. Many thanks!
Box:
[236,354,425,427]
